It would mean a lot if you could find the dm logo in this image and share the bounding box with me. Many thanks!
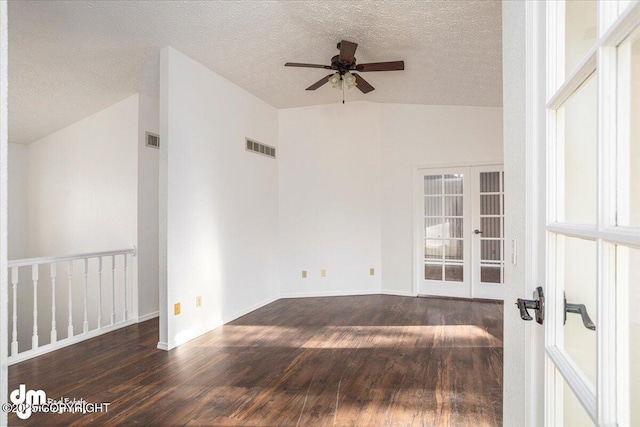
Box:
[10,384,46,420]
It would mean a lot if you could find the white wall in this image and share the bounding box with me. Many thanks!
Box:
[137,94,160,320]
[380,104,503,295]
[26,94,139,258]
[1,2,8,422]
[160,47,279,349]
[278,102,503,297]
[278,102,382,297]
[8,142,27,259]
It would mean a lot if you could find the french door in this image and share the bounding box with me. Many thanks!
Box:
[415,165,504,300]
[534,1,640,425]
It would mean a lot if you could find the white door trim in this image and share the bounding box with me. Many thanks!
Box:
[523,1,545,426]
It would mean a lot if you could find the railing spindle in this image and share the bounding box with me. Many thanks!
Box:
[31,265,39,350]
[50,263,57,344]
[123,254,128,321]
[83,258,89,333]
[111,255,116,325]
[97,257,103,328]
[67,261,74,338]
[11,266,18,356]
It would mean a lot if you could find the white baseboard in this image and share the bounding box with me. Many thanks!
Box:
[157,295,280,351]
[222,295,279,324]
[379,289,417,297]
[138,311,159,322]
[280,289,380,299]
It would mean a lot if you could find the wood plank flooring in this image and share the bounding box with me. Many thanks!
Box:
[8,295,503,426]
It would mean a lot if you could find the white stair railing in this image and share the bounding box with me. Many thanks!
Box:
[7,247,136,365]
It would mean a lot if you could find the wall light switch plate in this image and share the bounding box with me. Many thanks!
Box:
[370,268,375,276]
[302,270,307,278]
[196,296,202,308]
[174,302,181,316]
[321,269,327,277]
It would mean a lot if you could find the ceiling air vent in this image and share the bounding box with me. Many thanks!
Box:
[146,132,160,149]
[246,138,276,159]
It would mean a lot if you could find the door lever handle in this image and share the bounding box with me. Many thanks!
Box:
[515,286,544,325]
[474,229,483,234]
[564,293,596,331]
[516,298,537,321]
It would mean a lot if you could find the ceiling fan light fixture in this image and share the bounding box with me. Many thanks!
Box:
[343,71,357,89]
[329,73,342,89]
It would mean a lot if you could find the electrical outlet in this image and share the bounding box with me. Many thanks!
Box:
[196,296,202,308]
[321,269,327,277]
[370,268,375,276]
[302,270,307,278]
[174,302,181,316]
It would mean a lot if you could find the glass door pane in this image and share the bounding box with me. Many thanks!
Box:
[557,74,598,224]
[555,368,596,426]
[617,26,640,228]
[565,0,597,77]
[556,235,597,387]
[616,245,640,425]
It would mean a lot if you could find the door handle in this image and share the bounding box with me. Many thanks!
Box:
[474,229,483,234]
[516,286,544,325]
[564,293,596,331]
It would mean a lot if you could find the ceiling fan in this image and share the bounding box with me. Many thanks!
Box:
[285,40,405,94]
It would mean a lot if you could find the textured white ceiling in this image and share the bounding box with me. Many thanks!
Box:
[8,0,502,144]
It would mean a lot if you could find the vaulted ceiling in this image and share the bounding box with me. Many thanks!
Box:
[9,0,502,144]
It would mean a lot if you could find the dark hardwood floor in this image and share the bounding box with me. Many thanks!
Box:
[8,295,503,426]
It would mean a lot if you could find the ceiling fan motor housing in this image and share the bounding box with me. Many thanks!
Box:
[330,55,356,74]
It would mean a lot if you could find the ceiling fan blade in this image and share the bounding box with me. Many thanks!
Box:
[356,61,405,72]
[338,40,358,64]
[306,74,334,91]
[285,62,332,69]
[353,73,374,94]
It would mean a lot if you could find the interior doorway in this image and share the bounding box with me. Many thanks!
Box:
[415,164,505,300]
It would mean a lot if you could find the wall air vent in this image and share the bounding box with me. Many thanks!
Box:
[246,138,276,159]
[146,132,160,149]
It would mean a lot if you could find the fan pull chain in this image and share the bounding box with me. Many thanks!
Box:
[342,78,345,104]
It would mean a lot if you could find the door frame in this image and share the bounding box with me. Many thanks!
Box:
[412,159,503,298]
[501,1,547,426]
[523,2,546,426]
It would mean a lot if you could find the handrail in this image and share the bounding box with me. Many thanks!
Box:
[8,246,136,268]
